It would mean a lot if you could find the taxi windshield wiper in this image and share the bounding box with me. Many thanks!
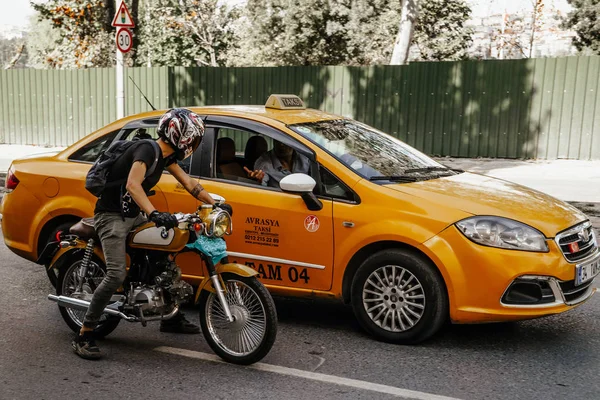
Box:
[403,166,453,174]
[369,175,420,183]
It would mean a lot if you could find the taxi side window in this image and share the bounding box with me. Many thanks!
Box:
[319,166,356,202]
[69,130,119,162]
[214,128,272,184]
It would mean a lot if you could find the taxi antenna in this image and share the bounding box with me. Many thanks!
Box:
[128,76,156,111]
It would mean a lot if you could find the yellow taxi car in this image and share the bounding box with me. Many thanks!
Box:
[2,95,597,343]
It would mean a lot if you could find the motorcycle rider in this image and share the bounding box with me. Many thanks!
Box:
[73,108,218,360]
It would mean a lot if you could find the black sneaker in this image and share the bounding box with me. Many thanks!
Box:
[160,313,200,334]
[72,331,101,360]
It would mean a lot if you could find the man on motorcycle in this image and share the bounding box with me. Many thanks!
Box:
[73,108,217,360]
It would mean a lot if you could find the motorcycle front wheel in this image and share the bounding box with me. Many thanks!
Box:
[198,273,277,365]
[56,255,121,338]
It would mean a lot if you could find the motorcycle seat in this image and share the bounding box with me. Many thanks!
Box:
[70,217,97,241]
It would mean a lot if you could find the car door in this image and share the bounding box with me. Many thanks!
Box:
[196,116,335,292]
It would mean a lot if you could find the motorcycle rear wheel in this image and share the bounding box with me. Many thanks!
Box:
[199,273,277,365]
[56,256,121,338]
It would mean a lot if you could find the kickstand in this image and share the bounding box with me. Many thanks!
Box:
[136,305,147,327]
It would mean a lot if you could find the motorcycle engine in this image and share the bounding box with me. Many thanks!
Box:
[156,262,194,305]
[127,261,193,316]
[132,286,166,315]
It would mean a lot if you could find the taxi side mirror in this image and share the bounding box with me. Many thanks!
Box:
[280,174,323,211]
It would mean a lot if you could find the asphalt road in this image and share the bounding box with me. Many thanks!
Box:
[1,228,599,400]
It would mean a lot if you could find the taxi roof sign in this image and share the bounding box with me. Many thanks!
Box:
[265,95,306,110]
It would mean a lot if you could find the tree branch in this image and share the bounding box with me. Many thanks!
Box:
[4,44,25,69]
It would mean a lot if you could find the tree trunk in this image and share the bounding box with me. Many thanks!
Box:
[145,0,151,67]
[104,0,115,32]
[130,0,139,65]
[4,45,25,69]
[390,0,419,65]
[528,0,540,58]
[209,48,218,67]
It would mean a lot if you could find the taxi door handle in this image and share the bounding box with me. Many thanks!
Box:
[342,221,355,228]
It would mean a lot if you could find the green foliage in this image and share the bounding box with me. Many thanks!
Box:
[230,0,354,66]
[412,0,473,61]
[30,0,114,68]
[230,0,472,66]
[28,0,473,68]
[136,0,239,67]
[345,0,400,65]
[26,14,65,68]
[563,0,600,53]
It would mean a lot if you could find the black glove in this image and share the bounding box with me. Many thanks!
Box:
[215,203,233,216]
[149,211,178,230]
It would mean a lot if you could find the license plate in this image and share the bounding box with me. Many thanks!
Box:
[575,258,600,286]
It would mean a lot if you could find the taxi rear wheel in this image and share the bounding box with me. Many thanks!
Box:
[351,249,448,344]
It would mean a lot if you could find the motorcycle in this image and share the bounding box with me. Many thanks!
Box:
[46,200,277,365]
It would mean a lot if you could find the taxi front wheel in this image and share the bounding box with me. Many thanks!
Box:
[350,249,448,344]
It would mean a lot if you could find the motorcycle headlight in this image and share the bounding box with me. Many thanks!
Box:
[204,210,232,238]
[455,217,548,252]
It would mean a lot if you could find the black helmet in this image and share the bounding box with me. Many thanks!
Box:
[157,108,204,160]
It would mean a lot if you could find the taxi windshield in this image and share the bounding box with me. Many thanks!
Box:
[289,119,450,181]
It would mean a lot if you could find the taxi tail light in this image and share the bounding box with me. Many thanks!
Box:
[5,168,19,192]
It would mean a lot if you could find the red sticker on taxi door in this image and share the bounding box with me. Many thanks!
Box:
[304,215,320,232]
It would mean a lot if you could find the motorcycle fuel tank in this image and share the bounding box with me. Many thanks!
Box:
[128,222,190,252]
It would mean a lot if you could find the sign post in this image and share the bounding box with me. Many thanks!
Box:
[112,1,135,119]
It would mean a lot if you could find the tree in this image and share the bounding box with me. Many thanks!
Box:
[135,0,198,67]
[30,0,116,68]
[411,0,473,61]
[494,0,564,59]
[390,0,419,65]
[136,0,239,67]
[562,0,600,53]
[1,35,28,69]
[344,0,400,65]
[26,14,63,68]
[230,0,353,66]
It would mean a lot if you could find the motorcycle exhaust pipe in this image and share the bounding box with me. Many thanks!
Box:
[48,294,137,322]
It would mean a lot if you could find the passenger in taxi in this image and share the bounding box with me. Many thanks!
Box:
[245,140,310,188]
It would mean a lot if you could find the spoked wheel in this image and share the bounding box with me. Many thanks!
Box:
[198,273,277,365]
[56,256,121,338]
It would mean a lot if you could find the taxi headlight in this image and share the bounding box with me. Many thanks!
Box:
[205,210,232,238]
[455,217,548,252]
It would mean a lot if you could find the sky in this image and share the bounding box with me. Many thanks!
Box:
[1,0,572,31]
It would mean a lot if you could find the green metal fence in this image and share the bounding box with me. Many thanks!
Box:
[2,57,600,159]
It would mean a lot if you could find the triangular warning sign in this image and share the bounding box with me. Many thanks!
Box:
[111,1,135,28]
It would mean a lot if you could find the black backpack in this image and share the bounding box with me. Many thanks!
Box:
[85,139,161,197]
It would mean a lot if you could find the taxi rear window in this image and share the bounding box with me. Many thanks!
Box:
[69,131,119,162]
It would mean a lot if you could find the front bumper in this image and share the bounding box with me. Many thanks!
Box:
[423,225,597,323]
[501,273,596,308]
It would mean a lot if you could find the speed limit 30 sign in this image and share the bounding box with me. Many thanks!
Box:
[116,28,133,53]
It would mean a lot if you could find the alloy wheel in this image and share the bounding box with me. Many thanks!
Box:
[362,265,426,332]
